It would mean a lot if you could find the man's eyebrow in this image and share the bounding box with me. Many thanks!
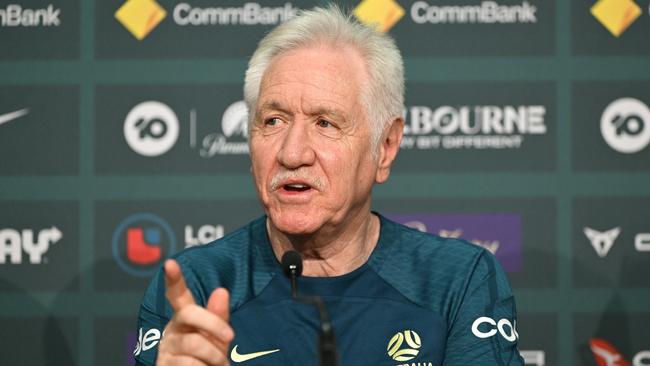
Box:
[307,106,347,122]
[257,100,288,114]
[256,101,348,122]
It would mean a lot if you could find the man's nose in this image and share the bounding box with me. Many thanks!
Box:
[277,121,316,169]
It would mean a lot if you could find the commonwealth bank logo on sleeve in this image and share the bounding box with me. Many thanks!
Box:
[590,0,642,37]
[115,0,167,40]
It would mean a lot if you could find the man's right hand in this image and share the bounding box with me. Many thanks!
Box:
[156,259,234,366]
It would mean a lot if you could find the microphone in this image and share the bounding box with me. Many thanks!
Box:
[280,251,339,366]
[281,250,302,299]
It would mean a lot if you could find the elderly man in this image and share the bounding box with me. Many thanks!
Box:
[135,6,523,366]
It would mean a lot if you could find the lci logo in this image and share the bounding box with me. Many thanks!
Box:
[386,213,523,272]
[112,213,176,277]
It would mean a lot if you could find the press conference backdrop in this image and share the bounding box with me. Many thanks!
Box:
[0,0,649,365]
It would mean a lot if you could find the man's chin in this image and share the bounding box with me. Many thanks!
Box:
[268,214,322,237]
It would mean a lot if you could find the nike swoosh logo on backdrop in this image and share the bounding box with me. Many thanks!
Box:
[230,345,280,362]
[0,108,29,126]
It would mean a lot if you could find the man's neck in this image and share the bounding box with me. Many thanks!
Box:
[267,211,380,277]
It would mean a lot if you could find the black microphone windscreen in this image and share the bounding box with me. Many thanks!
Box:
[281,250,303,277]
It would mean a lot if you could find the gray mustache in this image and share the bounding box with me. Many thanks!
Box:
[270,170,326,191]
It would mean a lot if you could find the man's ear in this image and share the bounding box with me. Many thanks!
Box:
[375,117,404,184]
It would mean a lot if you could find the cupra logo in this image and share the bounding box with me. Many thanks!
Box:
[115,0,167,40]
[387,330,422,362]
[353,0,405,33]
[590,0,642,37]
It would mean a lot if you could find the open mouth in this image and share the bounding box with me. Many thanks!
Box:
[283,183,311,192]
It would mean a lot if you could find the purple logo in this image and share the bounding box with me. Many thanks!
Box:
[386,213,523,272]
[126,331,137,366]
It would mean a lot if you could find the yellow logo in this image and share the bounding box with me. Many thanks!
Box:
[387,330,421,362]
[115,0,167,41]
[353,0,405,33]
[590,0,642,37]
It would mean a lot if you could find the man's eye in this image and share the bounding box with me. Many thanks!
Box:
[317,119,332,128]
[265,118,281,126]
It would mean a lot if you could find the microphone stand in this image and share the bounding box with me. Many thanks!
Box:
[283,251,339,366]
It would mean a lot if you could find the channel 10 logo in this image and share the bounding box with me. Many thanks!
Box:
[112,213,176,277]
[123,101,179,157]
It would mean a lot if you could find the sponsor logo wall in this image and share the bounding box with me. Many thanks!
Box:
[94,200,260,291]
[350,0,554,56]
[0,86,80,175]
[96,0,319,58]
[95,84,250,174]
[399,82,556,171]
[0,201,79,291]
[0,1,80,59]
[573,197,650,288]
[1,0,649,364]
[574,313,650,366]
[573,0,650,55]
[375,198,557,288]
[573,82,650,171]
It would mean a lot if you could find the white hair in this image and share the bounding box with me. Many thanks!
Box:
[243,5,404,150]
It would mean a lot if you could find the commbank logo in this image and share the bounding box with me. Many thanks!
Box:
[590,338,650,366]
[0,226,62,264]
[387,330,421,362]
[115,1,299,40]
[410,1,538,25]
[600,98,650,154]
[123,101,179,157]
[112,213,176,277]
[0,4,61,27]
[115,0,167,41]
[584,227,621,258]
[590,0,642,37]
[353,0,405,33]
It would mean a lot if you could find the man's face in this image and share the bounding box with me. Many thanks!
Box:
[249,44,381,235]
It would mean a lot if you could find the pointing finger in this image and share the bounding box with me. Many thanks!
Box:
[164,259,196,312]
[207,288,230,323]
